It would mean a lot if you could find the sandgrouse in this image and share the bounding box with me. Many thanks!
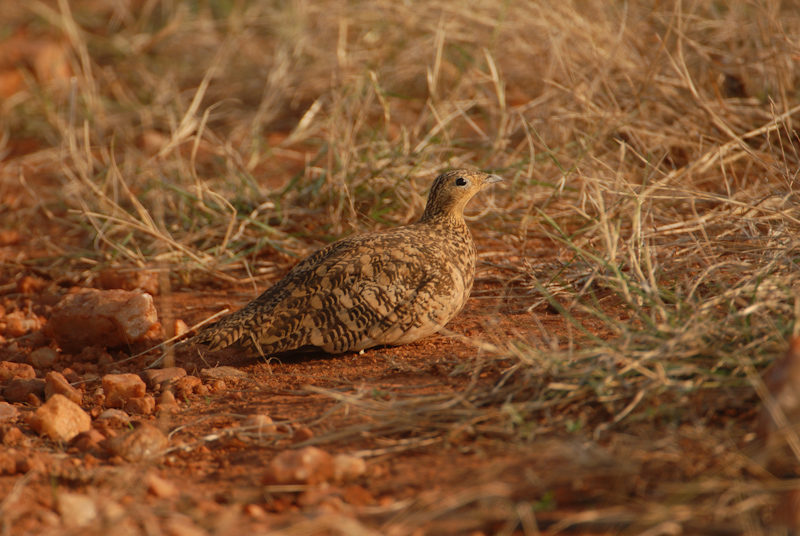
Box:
[192,169,502,356]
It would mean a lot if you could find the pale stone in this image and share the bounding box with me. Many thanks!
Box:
[56,492,98,528]
[102,373,146,408]
[155,390,180,414]
[104,424,168,462]
[332,453,367,483]
[292,426,315,444]
[95,408,131,427]
[98,268,159,295]
[0,361,35,382]
[30,394,91,441]
[47,289,158,351]
[242,414,277,437]
[140,367,186,390]
[174,376,202,399]
[123,395,155,415]
[29,347,58,369]
[44,371,82,404]
[263,447,334,485]
[0,402,19,422]
[145,472,179,498]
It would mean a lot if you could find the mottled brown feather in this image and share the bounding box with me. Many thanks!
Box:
[191,169,502,355]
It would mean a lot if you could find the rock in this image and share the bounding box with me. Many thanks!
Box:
[263,446,334,486]
[242,414,277,437]
[292,426,315,444]
[155,390,180,414]
[16,275,46,294]
[98,268,159,296]
[174,319,189,337]
[174,376,202,399]
[0,361,35,382]
[343,485,376,506]
[94,408,130,427]
[145,472,179,498]
[0,425,23,445]
[98,499,126,525]
[333,454,367,483]
[61,368,82,384]
[208,379,226,391]
[47,289,159,351]
[1,310,43,338]
[76,346,113,364]
[102,373,146,408]
[0,229,19,246]
[4,378,45,403]
[242,503,267,519]
[140,367,186,390]
[123,395,155,415]
[44,371,82,404]
[30,394,91,441]
[56,492,98,528]
[0,402,19,422]
[16,453,45,474]
[70,429,106,454]
[0,450,16,474]
[103,424,168,462]
[29,347,59,369]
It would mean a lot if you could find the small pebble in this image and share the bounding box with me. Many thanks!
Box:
[0,402,20,422]
[145,472,179,498]
[140,368,186,390]
[263,446,334,486]
[56,492,98,528]
[94,408,131,427]
[3,378,45,403]
[102,373,146,408]
[333,454,367,483]
[123,395,155,415]
[104,424,168,462]
[242,414,277,437]
[0,361,35,382]
[44,371,82,404]
[29,347,59,369]
[292,427,315,444]
[155,390,180,414]
[0,425,23,446]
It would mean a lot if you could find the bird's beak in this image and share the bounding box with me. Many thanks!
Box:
[484,174,503,185]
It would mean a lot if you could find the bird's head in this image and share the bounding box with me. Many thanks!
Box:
[420,169,502,224]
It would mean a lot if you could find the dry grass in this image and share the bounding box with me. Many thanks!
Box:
[3,0,800,533]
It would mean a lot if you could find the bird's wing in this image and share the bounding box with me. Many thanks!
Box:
[193,238,356,351]
[241,235,459,354]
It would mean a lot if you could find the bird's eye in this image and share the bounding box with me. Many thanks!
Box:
[455,177,468,187]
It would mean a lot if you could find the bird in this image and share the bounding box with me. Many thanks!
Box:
[191,169,502,356]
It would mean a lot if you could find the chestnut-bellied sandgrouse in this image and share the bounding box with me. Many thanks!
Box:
[192,169,502,356]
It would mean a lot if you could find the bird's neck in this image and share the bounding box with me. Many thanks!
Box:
[418,212,469,233]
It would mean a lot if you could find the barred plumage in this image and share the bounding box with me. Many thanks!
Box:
[191,169,502,356]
